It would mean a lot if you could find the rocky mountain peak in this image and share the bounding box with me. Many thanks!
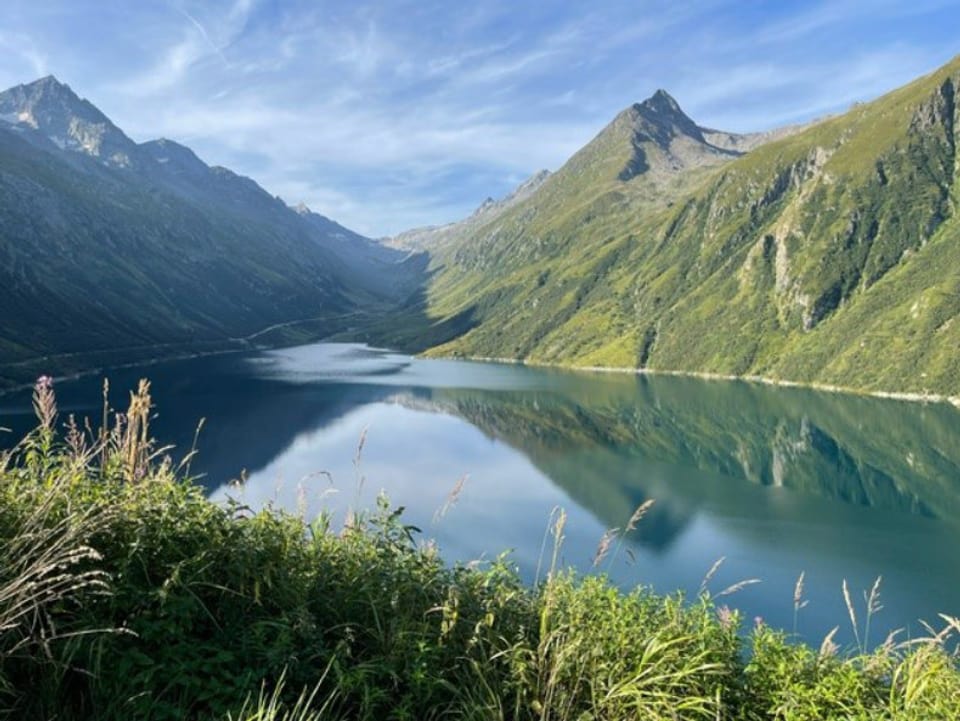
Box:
[628,89,704,145]
[577,88,738,181]
[0,75,137,167]
[1,75,103,125]
[31,74,66,90]
[474,197,497,214]
[517,169,551,192]
[640,88,684,114]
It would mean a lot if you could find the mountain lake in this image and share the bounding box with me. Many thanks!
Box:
[2,341,959,647]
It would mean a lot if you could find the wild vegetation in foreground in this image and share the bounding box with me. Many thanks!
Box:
[1,380,959,720]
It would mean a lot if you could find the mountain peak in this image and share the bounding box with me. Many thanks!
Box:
[644,88,680,107]
[17,75,80,104]
[632,89,698,132]
[475,196,496,213]
[0,76,137,166]
[30,74,66,88]
[563,88,731,183]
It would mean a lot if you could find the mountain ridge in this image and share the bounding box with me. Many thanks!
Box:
[4,61,960,399]
[387,168,552,252]
[386,87,801,254]
[383,54,960,399]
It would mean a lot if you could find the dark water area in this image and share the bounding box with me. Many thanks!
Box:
[3,342,960,647]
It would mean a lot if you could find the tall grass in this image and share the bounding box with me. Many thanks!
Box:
[0,378,958,719]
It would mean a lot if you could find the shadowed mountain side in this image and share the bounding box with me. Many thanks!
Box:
[0,76,434,389]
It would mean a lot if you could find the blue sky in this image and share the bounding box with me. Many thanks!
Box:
[1,1,958,236]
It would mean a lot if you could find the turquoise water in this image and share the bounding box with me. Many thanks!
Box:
[3,342,960,646]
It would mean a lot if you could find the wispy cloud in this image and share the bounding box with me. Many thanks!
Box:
[114,0,256,94]
[176,7,228,64]
[0,0,957,235]
[0,31,48,85]
[753,0,960,47]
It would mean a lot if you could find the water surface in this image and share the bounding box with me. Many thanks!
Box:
[3,342,959,646]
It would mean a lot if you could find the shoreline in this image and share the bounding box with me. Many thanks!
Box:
[443,353,960,408]
[3,337,958,409]
[0,310,371,399]
[0,345,252,399]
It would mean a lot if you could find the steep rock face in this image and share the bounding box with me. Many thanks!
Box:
[409,56,960,397]
[0,76,140,168]
[731,74,957,333]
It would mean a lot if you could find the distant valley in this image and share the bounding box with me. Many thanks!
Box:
[0,76,423,388]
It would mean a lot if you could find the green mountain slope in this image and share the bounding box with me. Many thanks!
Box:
[409,56,960,398]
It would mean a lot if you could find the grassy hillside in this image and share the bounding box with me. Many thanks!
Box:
[409,56,960,398]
